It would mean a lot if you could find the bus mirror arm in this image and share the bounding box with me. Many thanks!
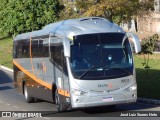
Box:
[127,32,141,53]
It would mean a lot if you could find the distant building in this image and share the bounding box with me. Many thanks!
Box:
[64,0,160,38]
[121,0,160,40]
[155,0,160,12]
[138,0,160,34]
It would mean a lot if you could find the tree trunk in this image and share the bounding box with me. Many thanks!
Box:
[146,53,150,68]
[143,54,146,66]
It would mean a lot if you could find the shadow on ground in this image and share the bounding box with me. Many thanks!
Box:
[0,69,13,90]
[136,68,160,100]
[0,69,13,84]
[40,102,159,117]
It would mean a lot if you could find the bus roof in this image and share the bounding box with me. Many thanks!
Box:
[14,17,125,41]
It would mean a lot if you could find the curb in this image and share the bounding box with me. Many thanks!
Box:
[0,65,13,73]
[137,98,160,105]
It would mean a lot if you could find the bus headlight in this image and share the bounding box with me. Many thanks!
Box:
[72,89,88,96]
[125,84,137,91]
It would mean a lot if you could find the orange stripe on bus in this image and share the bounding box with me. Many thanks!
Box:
[13,60,52,90]
[58,89,70,97]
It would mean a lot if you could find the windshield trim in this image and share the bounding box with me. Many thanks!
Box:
[70,33,133,80]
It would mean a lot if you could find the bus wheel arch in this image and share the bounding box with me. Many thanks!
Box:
[55,89,67,112]
[52,84,67,112]
[52,83,57,103]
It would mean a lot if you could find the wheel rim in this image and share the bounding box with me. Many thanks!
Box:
[55,95,58,105]
[24,85,28,100]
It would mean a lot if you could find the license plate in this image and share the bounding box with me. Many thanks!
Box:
[102,97,113,101]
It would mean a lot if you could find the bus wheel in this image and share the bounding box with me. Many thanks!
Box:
[55,90,67,112]
[24,84,34,103]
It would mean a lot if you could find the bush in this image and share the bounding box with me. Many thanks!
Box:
[141,34,159,69]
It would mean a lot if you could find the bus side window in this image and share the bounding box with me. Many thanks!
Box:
[61,50,68,75]
[16,41,23,58]
[50,45,63,68]
[31,39,49,58]
[39,39,49,57]
[13,41,17,58]
[31,40,39,57]
[15,40,29,58]
[22,40,29,58]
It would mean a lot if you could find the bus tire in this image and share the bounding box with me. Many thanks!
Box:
[52,84,57,104]
[24,84,34,103]
[55,90,67,112]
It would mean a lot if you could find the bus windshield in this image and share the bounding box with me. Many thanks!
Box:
[70,33,133,80]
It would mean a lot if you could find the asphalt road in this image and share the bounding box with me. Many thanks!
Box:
[0,68,159,120]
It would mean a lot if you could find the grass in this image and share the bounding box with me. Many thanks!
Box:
[0,37,160,99]
[0,37,13,68]
[134,54,160,100]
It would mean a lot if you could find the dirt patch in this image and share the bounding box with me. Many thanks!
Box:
[135,54,160,59]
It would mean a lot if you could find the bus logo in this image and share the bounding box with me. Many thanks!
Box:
[98,83,113,88]
[98,84,107,88]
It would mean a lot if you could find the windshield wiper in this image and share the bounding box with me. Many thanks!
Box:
[79,65,132,79]
[103,65,132,75]
[111,68,132,75]
[79,66,102,79]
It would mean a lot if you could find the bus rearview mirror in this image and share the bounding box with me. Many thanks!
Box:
[127,32,141,53]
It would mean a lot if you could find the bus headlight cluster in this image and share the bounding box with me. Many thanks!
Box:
[72,89,88,96]
[125,84,137,91]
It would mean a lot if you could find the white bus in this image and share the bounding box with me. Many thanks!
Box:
[13,17,141,112]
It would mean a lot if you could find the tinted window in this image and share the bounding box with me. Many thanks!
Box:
[14,39,49,58]
[50,45,63,67]
[31,39,49,58]
[62,51,68,75]
[14,40,30,58]
[70,33,133,80]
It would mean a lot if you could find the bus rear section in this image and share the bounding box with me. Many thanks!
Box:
[67,33,137,108]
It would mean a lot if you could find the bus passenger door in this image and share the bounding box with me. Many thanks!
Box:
[50,44,69,98]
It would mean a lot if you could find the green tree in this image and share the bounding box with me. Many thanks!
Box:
[0,0,63,36]
[141,34,159,69]
[60,0,154,24]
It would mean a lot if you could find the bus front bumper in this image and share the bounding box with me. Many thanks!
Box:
[71,91,137,108]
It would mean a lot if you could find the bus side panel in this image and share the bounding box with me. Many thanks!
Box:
[25,75,53,102]
[13,57,55,102]
[54,62,71,108]
[30,58,55,102]
[13,60,37,98]
[53,63,71,108]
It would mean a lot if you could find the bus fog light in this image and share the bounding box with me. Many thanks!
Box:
[130,85,137,91]
[125,84,137,91]
[72,89,88,96]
